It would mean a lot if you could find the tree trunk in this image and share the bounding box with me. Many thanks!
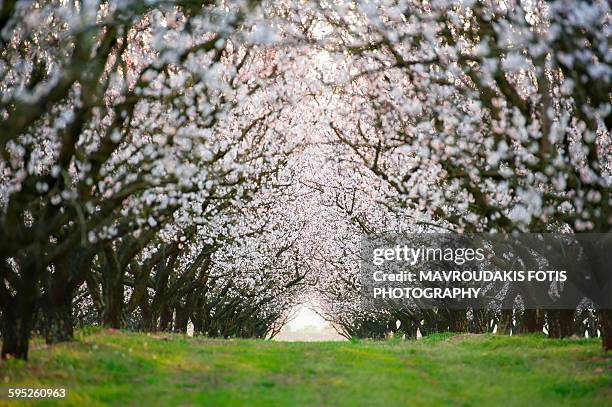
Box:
[173,305,189,334]
[102,275,123,329]
[449,309,468,332]
[43,293,74,344]
[102,300,122,329]
[39,253,75,344]
[496,309,513,335]
[159,304,172,331]
[192,303,204,336]
[140,299,155,332]
[470,309,488,333]
[522,308,544,333]
[547,310,560,338]
[547,309,574,338]
[101,244,124,329]
[1,296,36,360]
[599,309,612,351]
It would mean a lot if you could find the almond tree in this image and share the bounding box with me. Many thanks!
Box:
[0,0,273,359]
[322,0,611,347]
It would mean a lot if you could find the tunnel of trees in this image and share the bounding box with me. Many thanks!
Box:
[0,0,610,360]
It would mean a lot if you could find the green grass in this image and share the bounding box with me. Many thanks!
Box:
[1,330,610,406]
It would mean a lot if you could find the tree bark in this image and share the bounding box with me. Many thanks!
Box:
[102,244,124,329]
[40,255,78,344]
[599,309,612,352]
[470,309,488,333]
[522,308,544,333]
[449,309,468,332]
[547,309,574,338]
[42,293,74,344]
[159,304,172,331]
[1,296,36,360]
[496,309,513,335]
[139,297,155,332]
[173,305,189,334]
[102,298,123,329]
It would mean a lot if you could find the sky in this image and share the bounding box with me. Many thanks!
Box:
[274,301,346,341]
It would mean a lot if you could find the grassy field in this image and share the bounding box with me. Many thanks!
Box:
[1,330,610,406]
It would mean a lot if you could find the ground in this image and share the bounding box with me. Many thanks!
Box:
[1,330,611,406]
